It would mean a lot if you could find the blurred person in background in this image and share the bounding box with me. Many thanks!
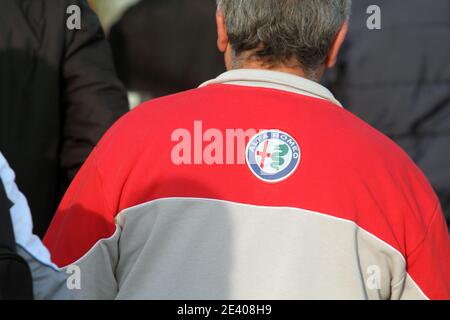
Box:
[323,0,450,229]
[88,0,141,32]
[0,0,130,237]
[108,0,225,105]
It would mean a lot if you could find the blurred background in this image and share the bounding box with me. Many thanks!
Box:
[90,0,225,108]
[90,0,140,31]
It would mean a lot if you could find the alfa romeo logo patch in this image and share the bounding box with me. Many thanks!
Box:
[246,130,301,183]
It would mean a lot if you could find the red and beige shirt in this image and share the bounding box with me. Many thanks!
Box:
[44,69,450,300]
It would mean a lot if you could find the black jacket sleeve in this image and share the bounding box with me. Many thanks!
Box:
[61,0,129,182]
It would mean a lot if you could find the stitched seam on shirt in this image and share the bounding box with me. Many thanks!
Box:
[407,201,441,259]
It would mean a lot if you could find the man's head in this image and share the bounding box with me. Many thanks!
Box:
[216,0,351,81]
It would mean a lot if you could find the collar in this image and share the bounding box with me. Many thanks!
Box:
[200,69,343,108]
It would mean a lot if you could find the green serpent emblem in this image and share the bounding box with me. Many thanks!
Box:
[270,144,289,170]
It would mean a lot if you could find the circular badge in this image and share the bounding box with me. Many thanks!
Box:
[246,130,301,183]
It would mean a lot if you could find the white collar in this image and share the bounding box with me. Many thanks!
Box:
[200,69,343,108]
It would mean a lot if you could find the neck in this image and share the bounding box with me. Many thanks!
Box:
[240,61,307,78]
[229,56,324,82]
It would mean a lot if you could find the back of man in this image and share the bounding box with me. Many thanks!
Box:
[44,0,449,300]
[44,71,449,299]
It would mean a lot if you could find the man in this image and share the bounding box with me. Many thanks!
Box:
[322,0,450,229]
[44,0,450,299]
[0,0,129,237]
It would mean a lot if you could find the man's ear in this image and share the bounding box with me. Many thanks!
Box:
[216,10,229,53]
[325,21,349,69]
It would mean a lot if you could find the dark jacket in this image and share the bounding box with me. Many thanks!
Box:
[323,0,450,227]
[0,0,129,237]
[109,0,225,98]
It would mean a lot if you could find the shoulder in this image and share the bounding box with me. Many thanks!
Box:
[111,87,213,129]
[90,88,206,163]
[333,108,439,239]
[337,106,437,201]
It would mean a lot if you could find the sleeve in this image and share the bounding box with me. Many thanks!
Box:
[393,205,450,300]
[43,143,121,299]
[61,0,129,182]
[44,108,144,298]
[16,247,75,300]
[43,145,118,268]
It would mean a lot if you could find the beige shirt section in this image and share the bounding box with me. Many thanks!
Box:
[199,69,344,108]
[67,198,427,300]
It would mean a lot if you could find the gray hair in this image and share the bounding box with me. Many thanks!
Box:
[216,0,352,79]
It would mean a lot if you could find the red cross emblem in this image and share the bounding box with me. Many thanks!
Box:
[256,140,271,169]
